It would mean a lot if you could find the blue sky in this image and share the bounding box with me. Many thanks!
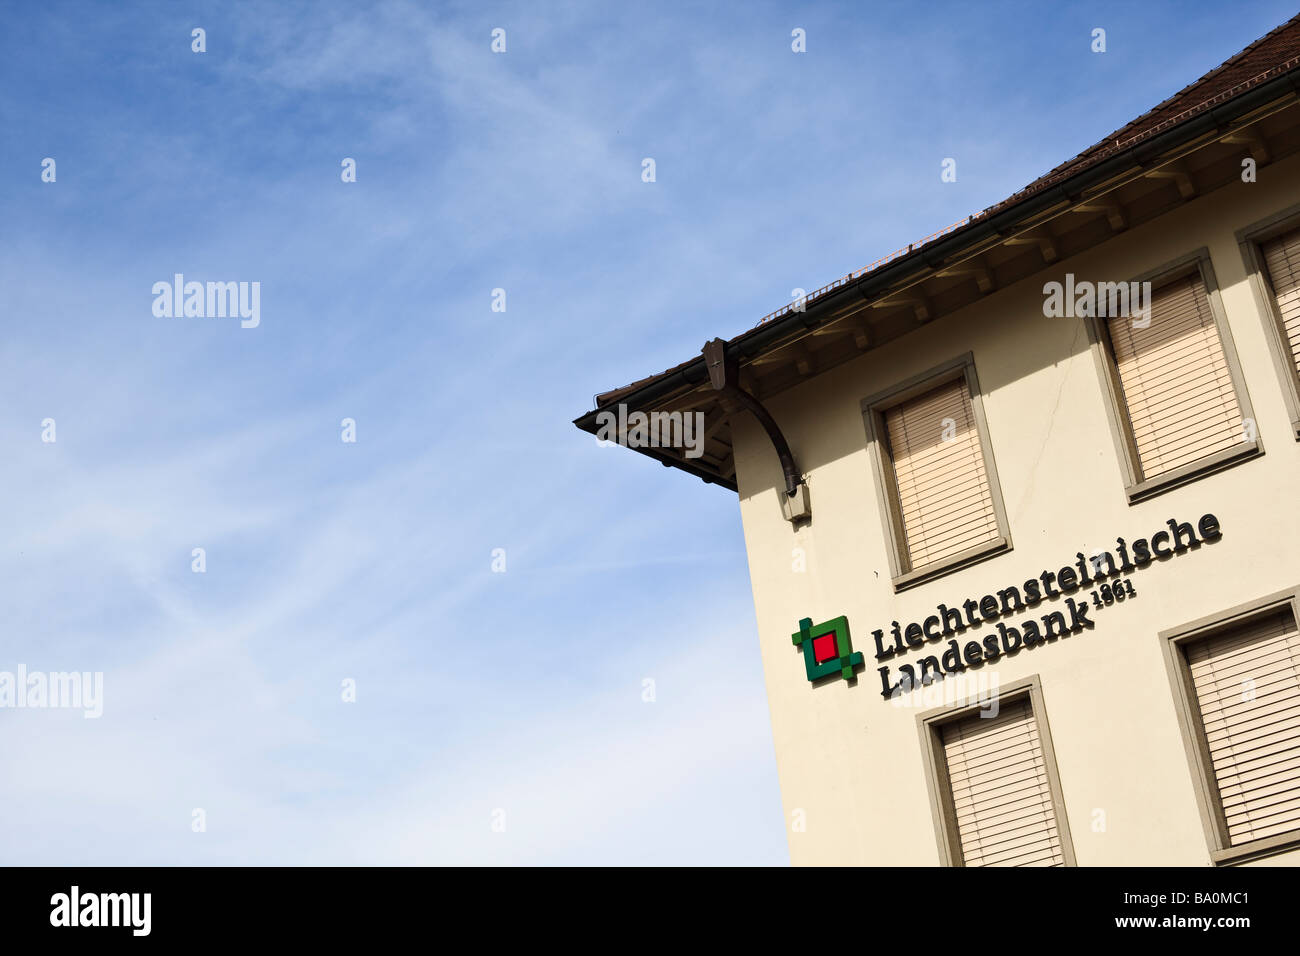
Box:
[1,0,1295,864]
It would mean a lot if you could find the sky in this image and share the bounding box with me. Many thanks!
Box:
[0,0,1296,865]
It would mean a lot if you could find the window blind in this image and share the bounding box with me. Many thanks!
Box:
[940,698,1066,866]
[884,377,998,570]
[1261,227,1300,380]
[1106,272,1242,480]
[1187,607,1300,846]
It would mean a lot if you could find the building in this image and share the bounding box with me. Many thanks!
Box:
[574,17,1300,866]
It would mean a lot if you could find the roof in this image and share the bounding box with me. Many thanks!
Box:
[576,14,1300,489]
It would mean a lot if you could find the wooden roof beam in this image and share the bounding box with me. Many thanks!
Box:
[1221,129,1272,164]
[1073,198,1127,232]
[852,315,873,350]
[876,292,932,323]
[792,343,814,376]
[702,406,728,440]
[1004,227,1059,263]
[939,261,995,294]
[1144,160,1196,199]
[805,303,876,347]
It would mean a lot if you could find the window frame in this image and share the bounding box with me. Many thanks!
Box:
[1236,203,1300,441]
[1082,247,1262,505]
[860,352,1012,592]
[916,675,1076,867]
[1159,584,1300,866]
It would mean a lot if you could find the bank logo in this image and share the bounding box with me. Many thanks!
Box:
[792,615,863,682]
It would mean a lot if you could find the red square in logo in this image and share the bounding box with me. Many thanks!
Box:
[812,632,838,664]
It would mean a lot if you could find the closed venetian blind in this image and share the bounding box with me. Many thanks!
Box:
[1187,607,1300,846]
[1106,272,1242,480]
[884,377,997,570]
[941,698,1066,867]
[1261,228,1300,379]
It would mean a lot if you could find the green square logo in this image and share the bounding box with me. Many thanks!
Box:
[791,616,863,682]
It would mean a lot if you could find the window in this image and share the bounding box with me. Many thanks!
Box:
[1162,588,1300,864]
[1086,250,1260,503]
[1259,229,1300,378]
[918,677,1075,867]
[1238,206,1300,439]
[862,354,1011,590]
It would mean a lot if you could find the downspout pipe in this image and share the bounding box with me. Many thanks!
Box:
[702,338,802,498]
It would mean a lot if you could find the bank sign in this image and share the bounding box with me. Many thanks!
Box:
[793,512,1222,698]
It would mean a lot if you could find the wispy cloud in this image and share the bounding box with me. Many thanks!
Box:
[2,0,1291,865]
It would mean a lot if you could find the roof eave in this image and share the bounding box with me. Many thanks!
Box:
[575,65,1300,488]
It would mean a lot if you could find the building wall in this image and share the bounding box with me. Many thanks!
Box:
[732,152,1300,865]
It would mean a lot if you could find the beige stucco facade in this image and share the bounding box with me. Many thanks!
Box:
[732,152,1300,866]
